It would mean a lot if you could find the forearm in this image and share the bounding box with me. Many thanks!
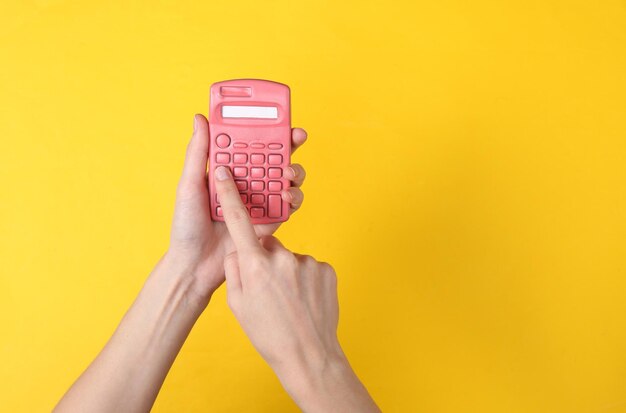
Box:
[54,254,209,413]
[277,349,381,413]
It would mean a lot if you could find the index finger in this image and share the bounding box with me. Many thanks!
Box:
[214,166,262,253]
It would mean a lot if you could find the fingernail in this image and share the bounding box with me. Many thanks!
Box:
[215,166,230,181]
[282,189,293,201]
[288,167,296,178]
[193,114,199,133]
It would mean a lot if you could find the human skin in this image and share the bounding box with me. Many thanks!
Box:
[215,165,381,412]
[54,114,307,412]
[54,114,379,412]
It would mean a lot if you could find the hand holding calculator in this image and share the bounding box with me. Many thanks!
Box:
[208,79,292,224]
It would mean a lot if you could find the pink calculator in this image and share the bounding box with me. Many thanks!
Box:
[208,79,291,224]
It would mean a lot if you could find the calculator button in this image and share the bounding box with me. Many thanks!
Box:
[233,153,247,164]
[216,152,230,163]
[250,142,265,149]
[268,181,282,192]
[268,168,282,178]
[220,86,252,97]
[235,180,248,191]
[216,206,223,217]
[268,143,283,150]
[268,194,282,218]
[233,142,248,149]
[216,134,231,148]
[250,180,265,191]
[250,207,264,218]
[250,153,265,164]
[251,194,265,204]
[268,154,282,165]
[250,167,265,178]
[233,167,248,177]
[240,194,248,203]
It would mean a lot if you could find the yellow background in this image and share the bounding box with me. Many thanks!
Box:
[1,1,625,411]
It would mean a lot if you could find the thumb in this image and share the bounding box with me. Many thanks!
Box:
[180,114,209,188]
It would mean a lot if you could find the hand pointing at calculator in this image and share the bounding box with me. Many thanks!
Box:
[54,80,379,413]
[167,113,307,305]
[214,165,380,412]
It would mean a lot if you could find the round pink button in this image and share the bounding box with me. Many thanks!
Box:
[216,134,231,148]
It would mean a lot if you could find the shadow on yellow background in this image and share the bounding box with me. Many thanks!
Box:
[1,1,625,412]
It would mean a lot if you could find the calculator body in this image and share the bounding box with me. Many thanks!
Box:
[208,79,291,224]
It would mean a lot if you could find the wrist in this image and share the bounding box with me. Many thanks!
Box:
[78,252,211,412]
[147,252,212,314]
[160,247,224,307]
[273,343,379,413]
[273,343,350,409]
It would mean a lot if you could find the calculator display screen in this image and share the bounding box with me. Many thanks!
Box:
[222,105,278,119]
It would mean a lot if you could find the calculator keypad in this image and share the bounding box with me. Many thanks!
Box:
[216,134,231,148]
[250,167,265,178]
[216,152,230,163]
[250,180,264,191]
[268,154,282,165]
[268,167,282,179]
[250,154,264,164]
[212,138,287,222]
